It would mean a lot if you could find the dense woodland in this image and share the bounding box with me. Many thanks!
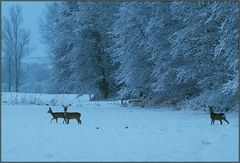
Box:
[3,2,238,110]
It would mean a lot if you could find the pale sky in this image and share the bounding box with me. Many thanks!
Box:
[2,1,50,64]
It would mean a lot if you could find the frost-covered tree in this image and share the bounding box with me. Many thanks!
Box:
[144,2,180,104]
[165,2,238,109]
[170,2,217,98]
[111,2,154,99]
[65,2,119,99]
[40,2,73,93]
[40,2,119,98]
[206,2,238,109]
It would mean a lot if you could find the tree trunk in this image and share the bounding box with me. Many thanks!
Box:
[7,51,11,92]
[14,18,18,92]
[15,68,19,92]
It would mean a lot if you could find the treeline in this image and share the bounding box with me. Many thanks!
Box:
[2,62,51,93]
[40,2,238,109]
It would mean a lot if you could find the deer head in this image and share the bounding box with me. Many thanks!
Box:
[208,106,215,112]
[47,107,52,113]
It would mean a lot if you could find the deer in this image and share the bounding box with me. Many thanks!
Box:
[47,107,66,124]
[209,106,229,125]
[62,105,81,125]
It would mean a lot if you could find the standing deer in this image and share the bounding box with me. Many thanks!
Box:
[47,107,66,124]
[62,105,81,125]
[209,106,229,125]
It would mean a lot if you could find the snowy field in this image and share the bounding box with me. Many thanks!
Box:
[2,93,239,162]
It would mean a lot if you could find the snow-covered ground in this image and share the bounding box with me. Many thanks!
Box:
[2,93,239,162]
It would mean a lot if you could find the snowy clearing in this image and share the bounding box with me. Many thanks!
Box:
[2,97,238,162]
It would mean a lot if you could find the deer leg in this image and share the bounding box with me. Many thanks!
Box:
[220,120,222,125]
[56,118,58,123]
[50,118,54,124]
[211,120,213,125]
[77,118,80,125]
[223,118,229,124]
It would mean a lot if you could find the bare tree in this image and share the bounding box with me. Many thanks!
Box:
[2,18,13,91]
[2,5,32,92]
